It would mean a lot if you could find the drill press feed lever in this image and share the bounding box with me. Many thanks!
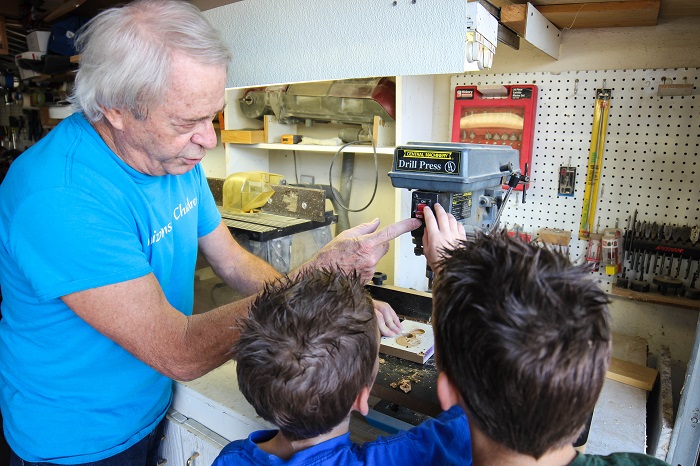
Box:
[388,142,521,256]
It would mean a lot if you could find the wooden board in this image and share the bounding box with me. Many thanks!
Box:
[610,284,700,311]
[379,319,434,364]
[606,357,658,391]
[503,0,700,19]
[500,4,528,36]
[536,1,660,29]
[220,129,265,144]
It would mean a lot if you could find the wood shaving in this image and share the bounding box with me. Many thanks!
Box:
[408,372,422,383]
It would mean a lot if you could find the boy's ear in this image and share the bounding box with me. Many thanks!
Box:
[437,372,463,411]
[351,386,371,416]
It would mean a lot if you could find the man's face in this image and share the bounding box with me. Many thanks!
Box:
[114,52,227,176]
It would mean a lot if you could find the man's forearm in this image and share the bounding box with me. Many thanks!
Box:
[217,250,282,296]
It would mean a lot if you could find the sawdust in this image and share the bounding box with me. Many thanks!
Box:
[389,371,423,393]
[398,379,412,393]
[390,379,412,393]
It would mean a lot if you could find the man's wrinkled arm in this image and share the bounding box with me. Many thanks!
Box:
[198,221,282,296]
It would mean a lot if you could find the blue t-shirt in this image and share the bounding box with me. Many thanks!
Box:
[212,405,471,466]
[0,113,221,463]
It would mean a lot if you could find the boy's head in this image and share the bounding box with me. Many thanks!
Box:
[234,268,379,441]
[432,231,611,459]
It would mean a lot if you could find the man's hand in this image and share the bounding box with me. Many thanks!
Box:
[423,203,466,271]
[374,299,402,337]
[309,217,421,283]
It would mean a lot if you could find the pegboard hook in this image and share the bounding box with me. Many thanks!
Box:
[573,78,579,96]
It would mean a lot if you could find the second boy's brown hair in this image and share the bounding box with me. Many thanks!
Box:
[432,231,611,458]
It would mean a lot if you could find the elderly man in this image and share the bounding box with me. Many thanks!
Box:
[0,1,418,463]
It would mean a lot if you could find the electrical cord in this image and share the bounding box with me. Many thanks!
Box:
[293,150,299,184]
[328,138,379,212]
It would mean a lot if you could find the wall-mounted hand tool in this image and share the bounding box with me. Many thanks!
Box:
[585,233,602,271]
[685,266,700,300]
[521,163,529,203]
[558,165,576,197]
[630,250,650,292]
[619,215,700,299]
[601,228,622,275]
[653,252,683,295]
[579,87,611,240]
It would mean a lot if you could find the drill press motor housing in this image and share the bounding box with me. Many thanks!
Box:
[389,142,520,255]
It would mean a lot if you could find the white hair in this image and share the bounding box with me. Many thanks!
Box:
[69,0,231,122]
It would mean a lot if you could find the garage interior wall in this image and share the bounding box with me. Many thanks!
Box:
[203,3,700,416]
[440,17,700,395]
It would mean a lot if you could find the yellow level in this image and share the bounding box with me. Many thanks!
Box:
[579,88,611,240]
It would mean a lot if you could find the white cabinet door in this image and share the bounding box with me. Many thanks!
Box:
[158,418,183,466]
[158,411,227,466]
[179,418,225,466]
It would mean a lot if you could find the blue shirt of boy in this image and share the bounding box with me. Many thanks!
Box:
[212,405,471,466]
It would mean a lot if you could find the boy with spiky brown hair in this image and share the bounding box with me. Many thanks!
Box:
[423,203,670,466]
[212,267,471,465]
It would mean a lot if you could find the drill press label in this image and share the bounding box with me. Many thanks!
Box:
[402,150,453,159]
[452,192,472,220]
[394,149,462,175]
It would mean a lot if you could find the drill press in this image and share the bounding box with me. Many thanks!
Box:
[389,142,522,283]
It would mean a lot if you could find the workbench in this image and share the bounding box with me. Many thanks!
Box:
[166,284,649,463]
[366,284,649,454]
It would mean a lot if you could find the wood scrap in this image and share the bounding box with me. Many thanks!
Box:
[389,371,423,394]
[606,356,658,391]
[379,319,435,364]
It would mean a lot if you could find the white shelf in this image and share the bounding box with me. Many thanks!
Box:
[250,143,395,155]
[223,75,436,290]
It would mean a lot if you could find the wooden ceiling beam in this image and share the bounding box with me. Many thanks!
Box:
[535,0,661,29]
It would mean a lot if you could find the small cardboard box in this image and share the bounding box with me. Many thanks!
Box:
[15,51,46,80]
[26,31,51,52]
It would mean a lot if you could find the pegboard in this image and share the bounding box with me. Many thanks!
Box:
[451,69,699,291]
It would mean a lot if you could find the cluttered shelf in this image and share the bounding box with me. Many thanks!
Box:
[221,107,396,154]
[241,142,395,155]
